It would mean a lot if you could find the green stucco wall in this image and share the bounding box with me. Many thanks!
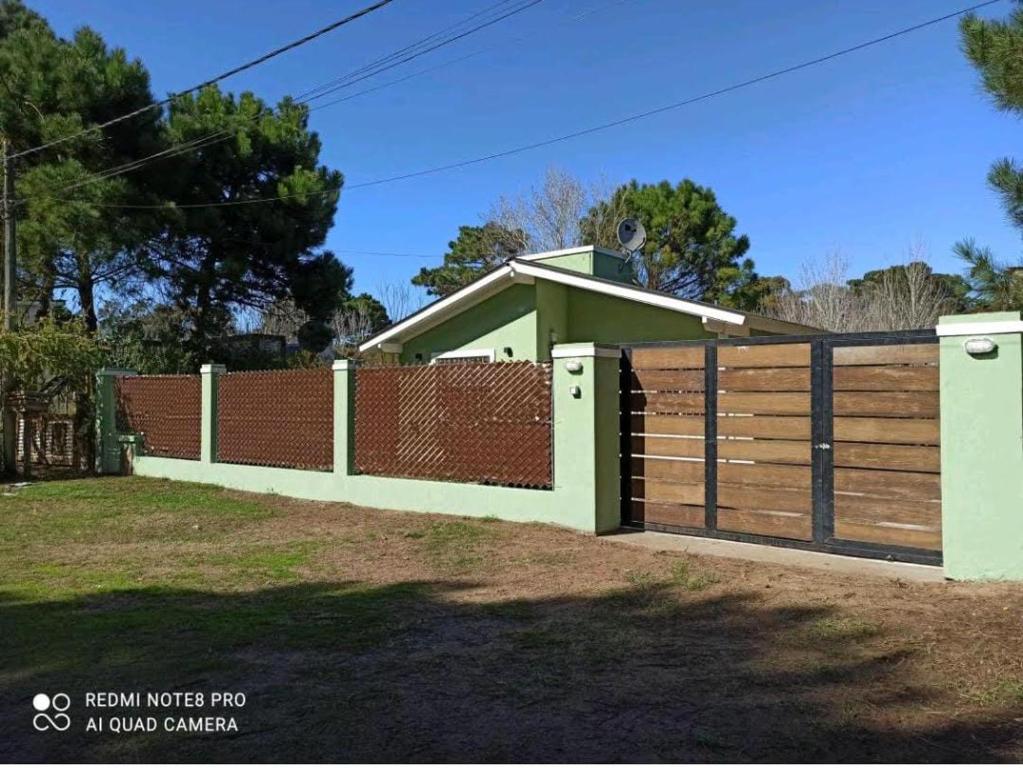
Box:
[527,249,634,284]
[400,283,537,363]
[563,286,709,346]
[939,312,1023,581]
[116,345,622,534]
[397,278,712,363]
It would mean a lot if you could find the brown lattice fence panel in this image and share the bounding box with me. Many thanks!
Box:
[217,368,333,470]
[116,375,202,460]
[354,361,552,488]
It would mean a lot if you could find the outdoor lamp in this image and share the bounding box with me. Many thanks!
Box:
[964,337,997,356]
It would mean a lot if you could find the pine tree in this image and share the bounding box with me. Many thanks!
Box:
[957,5,1023,308]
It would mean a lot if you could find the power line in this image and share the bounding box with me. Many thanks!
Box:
[346,0,1005,190]
[9,0,396,161]
[30,0,1003,210]
[27,0,542,200]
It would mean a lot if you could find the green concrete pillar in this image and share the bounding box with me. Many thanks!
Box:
[938,312,1023,581]
[200,364,225,465]
[332,359,356,477]
[551,343,622,533]
[95,367,135,474]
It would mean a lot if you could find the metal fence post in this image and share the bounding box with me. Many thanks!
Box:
[200,364,226,465]
[332,359,356,477]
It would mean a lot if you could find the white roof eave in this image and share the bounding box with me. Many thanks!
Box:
[358,259,752,352]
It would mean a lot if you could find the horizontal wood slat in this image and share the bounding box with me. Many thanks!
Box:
[833,344,938,367]
[833,417,939,445]
[623,338,942,559]
[630,500,705,528]
[718,392,811,416]
[718,462,812,490]
[718,483,811,513]
[631,369,704,392]
[834,519,941,551]
[631,435,704,459]
[833,442,940,473]
[631,414,704,436]
[632,392,705,413]
[631,457,705,483]
[632,479,705,505]
[718,439,811,465]
[833,366,938,392]
[718,343,810,368]
[833,468,941,501]
[718,367,810,392]
[834,495,941,528]
[717,415,811,440]
[833,391,939,418]
[717,508,812,541]
[630,347,704,370]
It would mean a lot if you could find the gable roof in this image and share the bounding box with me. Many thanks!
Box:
[359,255,816,352]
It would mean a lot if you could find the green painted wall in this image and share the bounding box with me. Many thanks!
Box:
[527,248,634,284]
[563,286,709,345]
[399,283,537,363]
[398,278,714,364]
[123,345,623,534]
[939,311,1023,581]
[534,280,568,361]
[592,250,635,283]
[534,250,593,275]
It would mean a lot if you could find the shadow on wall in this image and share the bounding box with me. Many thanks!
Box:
[1,580,1021,762]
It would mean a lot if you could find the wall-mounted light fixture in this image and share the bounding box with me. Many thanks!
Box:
[503,346,514,357]
[564,360,583,374]
[569,385,582,398]
[964,337,997,356]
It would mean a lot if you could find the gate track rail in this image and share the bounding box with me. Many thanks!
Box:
[620,330,942,566]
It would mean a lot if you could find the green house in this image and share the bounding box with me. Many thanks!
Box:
[359,246,816,362]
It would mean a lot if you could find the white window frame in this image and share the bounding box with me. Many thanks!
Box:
[429,348,497,364]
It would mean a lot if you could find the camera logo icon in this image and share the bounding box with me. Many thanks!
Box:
[32,693,71,732]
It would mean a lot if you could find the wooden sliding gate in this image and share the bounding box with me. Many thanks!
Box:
[621,331,942,564]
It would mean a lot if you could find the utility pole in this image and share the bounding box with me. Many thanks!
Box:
[1,138,15,475]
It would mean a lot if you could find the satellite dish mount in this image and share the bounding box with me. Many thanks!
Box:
[615,218,646,273]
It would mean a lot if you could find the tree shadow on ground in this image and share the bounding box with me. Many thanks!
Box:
[1,579,1020,762]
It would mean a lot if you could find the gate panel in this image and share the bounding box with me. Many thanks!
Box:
[620,332,942,565]
[830,343,941,551]
[624,346,706,529]
[715,343,813,541]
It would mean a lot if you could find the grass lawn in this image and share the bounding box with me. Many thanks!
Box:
[1,476,1022,762]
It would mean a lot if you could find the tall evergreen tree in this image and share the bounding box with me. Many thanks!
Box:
[0,1,165,328]
[957,4,1023,308]
[579,179,772,309]
[147,87,349,363]
[412,222,526,297]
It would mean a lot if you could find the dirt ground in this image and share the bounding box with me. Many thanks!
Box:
[1,477,1022,762]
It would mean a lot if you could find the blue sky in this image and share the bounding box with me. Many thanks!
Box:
[30,0,1020,299]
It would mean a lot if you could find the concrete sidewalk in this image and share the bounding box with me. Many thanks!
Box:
[605,528,945,583]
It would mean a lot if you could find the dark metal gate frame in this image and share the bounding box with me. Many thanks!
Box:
[620,329,942,566]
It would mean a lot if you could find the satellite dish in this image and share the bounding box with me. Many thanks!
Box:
[616,218,646,253]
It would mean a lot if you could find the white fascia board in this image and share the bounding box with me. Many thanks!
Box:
[357,266,513,352]
[936,320,1023,337]
[513,260,747,326]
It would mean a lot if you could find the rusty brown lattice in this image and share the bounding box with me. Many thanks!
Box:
[354,361,552,489]
[217,368,333,471]
[116,375,202,460]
